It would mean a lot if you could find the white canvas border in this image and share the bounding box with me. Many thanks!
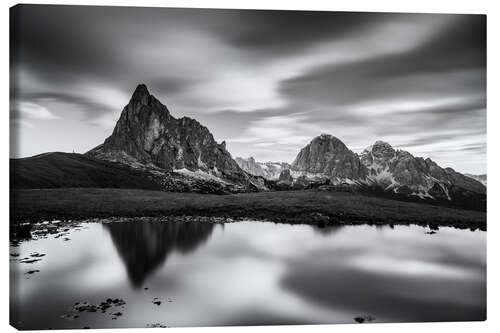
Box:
[1,1,497,333]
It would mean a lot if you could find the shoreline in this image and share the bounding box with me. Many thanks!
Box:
[10,188,486,231]
[9,214,486,243]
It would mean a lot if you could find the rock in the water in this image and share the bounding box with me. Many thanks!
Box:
[354,315,375,323]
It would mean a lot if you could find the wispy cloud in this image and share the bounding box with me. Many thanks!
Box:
[11,101,59,121]
[227,113,322,161]
[10,6,486,173]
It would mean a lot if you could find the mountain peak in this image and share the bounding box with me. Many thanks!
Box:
[133,83,149,95]
[362,140,395,159]
[373,140,392,147]
[130,83,151,104]
[313,133,345,146]
[371,140,395,158]
[316,133,342,142]
[292,134,367,179]
[87,84,247,182]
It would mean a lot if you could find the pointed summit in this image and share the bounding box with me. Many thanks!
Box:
[86,84,247,184]
[130,83,151,105]
[132,83,149,96]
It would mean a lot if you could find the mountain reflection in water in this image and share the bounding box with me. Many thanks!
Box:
[104,220,216,287]
[10,221,485,329]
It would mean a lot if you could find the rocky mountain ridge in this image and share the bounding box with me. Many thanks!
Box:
[359,140,486,197]
[235,157,290,180]
[87,84,266,193]
[75,84,485,205]
[465,173,487,186]
[281,135,485,208]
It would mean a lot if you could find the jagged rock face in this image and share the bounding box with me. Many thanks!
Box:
[259,162,291,180]
[360,141,486,195]
[291,134,368,180]
[389,151,431,190]
[278,169,293,183]
[87,84,246,183]
[438,167,486,194]
[235,157,265,177]
[235,157,290,180]
[360,141,396,175]
[259,161,290,179]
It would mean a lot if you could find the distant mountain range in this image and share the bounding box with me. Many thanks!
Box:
[235,157,290,180]
[11,84,486,209]
[238,134,485,196]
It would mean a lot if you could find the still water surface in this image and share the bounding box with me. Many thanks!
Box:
[10,220,486,329]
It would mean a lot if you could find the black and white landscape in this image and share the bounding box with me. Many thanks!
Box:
[10,5,486,330]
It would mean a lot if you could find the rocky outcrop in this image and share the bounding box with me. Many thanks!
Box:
[291,134,368,181]
[235,157,290,180]
[278,169,293,184]
[87,84,254,189]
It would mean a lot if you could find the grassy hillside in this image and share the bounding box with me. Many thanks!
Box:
[11,188,486,230]
[10,152,162,190]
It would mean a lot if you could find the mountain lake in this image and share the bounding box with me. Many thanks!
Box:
[10,219,486,329]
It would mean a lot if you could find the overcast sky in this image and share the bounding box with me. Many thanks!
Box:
[10,5,486,174]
